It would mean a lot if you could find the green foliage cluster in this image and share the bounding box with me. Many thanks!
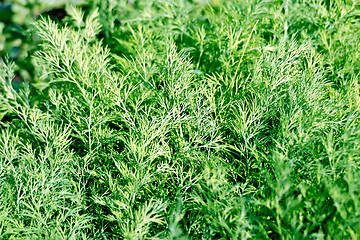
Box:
[1,0,360,238]
[0,0,83,81]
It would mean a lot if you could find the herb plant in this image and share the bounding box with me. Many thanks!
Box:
[1,0,360,239]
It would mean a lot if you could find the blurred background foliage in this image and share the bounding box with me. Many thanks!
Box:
[0,0,223,88]
[0,0,84,83]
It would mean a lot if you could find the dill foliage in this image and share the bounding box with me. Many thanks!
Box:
[1,0,360,239]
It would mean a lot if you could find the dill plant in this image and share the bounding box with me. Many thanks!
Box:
[0,0,360,239]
